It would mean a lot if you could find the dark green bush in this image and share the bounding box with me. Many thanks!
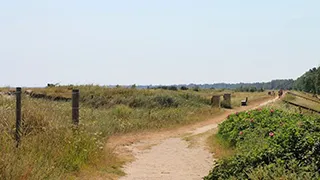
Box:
[153,95,179,108]
[180,86,189,90]
[168,86,178,91]
[205,109,320,180]
[193,86,200,92]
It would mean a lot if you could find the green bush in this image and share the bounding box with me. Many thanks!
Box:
[193,86,200,92]
[168,86,178,91]
[180,86,189,90]
[205,108,320,180]
[153,95,178,108]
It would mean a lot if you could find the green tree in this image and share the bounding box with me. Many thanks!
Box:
[294,66,320,94]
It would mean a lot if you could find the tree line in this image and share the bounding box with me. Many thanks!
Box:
[293,66,320,94]
[142,79,295,91]
[89,66,320,94]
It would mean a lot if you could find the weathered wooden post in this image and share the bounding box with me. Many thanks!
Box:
[72,89,80,125]
[211,95,220,108]
[15,87,22,148]
[223,94,232,108]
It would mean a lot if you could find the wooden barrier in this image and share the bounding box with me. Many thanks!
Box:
[283,100,320,114]
[15,87,22,148]
[211,95,220,108]
[72,89,80,125]
[287,92,320,104]
[222,94,232,108]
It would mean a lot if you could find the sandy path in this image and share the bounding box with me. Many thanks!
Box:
[109,96,279,180]
[120,138,213,180]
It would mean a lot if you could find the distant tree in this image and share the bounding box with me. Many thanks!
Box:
[316,68,320,94]
[160,86,168,90]
[180,86,189,90]
[193,86,200,92]
[168,86,178,91]
[249,87,257,92]
[131,84,136,89]
[294,66,320,94]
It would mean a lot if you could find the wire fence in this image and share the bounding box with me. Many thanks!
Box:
[0,88,80,147]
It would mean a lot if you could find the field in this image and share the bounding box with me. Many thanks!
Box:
[0,86,270,179]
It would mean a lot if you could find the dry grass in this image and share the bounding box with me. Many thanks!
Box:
[230,92,270,107]
[0,86,269,179]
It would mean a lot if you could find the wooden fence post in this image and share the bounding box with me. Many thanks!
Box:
[15,87,22,148]
[211,95,220,108]
[223,94,232,108]
[72,89,80,125]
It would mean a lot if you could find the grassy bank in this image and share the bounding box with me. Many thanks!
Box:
[284,93,320,112]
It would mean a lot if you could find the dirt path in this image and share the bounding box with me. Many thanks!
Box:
[108,96,280,180]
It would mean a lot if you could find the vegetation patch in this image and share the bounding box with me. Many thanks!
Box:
[205,108,320,180]
[0,86,271,179]
[207,133,235,160]
[0,88,216,179]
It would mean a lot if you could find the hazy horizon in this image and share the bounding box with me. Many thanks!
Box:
[0,78,298,88]
[1,1,319,87]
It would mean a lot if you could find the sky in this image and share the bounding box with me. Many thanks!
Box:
[0,0,319,87]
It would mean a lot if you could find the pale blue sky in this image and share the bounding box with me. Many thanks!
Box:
[0,0,319,87]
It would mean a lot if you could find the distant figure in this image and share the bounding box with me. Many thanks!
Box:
[278,89,283,97]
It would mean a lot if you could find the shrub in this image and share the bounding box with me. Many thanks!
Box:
[205,108,320,179]
[168,86,178,91]
[180,86,189,90]
[193,86,200,92]
[111,105,133,119]
[153,95,179,108]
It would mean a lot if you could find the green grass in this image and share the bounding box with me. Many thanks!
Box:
[207,132,236,159]
[0,86,270,179]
